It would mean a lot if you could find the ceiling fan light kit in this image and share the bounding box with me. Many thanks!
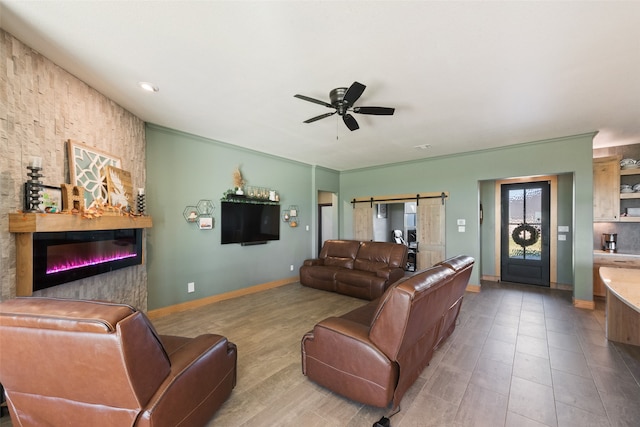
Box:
[294,81,395,131]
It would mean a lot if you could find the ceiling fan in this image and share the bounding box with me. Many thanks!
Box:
[294,81,395,131]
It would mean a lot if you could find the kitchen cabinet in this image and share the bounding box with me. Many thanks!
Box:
[619,168,640,221]
[593,155,640,222]
[593,156,620,221]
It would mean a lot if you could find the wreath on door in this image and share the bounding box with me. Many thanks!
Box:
[512,223,539,247]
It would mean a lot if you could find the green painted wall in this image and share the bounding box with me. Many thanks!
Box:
[556,173,575,285]
[145,125,314,309]
[338,133,595,301]
[479,180,496,277]
[146,128,595,309]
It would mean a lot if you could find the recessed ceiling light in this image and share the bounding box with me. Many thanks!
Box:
[413,144,432,150]
[138,82,159,92]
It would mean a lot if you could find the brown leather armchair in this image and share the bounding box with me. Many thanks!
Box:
[301,255,474,409]
[0,297,237,427]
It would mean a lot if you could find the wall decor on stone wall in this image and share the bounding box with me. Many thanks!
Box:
[68,139,122,205]
[105,165,134,211]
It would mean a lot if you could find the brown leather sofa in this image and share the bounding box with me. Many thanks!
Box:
[0,297,237,427]
[301,255,474,409]
[299,239,408,300]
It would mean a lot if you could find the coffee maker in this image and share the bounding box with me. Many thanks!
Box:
[602,233,617,253]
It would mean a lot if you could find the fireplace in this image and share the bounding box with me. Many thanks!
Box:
[9,213,152,296]
[33,229,143,291]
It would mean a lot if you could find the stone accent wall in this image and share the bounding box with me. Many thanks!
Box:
[0,30,148,309]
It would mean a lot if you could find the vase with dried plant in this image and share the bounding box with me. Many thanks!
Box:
[233,167,245,195]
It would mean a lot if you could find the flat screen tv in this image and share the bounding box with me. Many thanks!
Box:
[221,202,280,245]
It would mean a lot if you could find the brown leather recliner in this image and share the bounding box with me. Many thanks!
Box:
[301,255,474,409]
[0,297,237,427]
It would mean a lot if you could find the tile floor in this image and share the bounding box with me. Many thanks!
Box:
[1,281,639,426]
[404,281,640,427]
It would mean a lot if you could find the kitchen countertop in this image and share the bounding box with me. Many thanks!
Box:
[599,267,640,347]
[594,250,640,258]
[599,267,640,313]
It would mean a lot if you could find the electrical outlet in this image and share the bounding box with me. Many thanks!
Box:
[290,265,294,271]
[187,282,195,293]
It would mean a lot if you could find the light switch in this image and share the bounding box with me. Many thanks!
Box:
[558,234,566,241]
[458,226,465,233]
[457,219,466,226]
[558,225,569,232]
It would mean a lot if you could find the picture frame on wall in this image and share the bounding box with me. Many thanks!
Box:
[377,203,388,219]
[24,184,63,213]
[67,139,122,206]
[198,216,213,230]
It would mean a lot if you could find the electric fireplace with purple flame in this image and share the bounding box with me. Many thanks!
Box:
[33,229,142,291]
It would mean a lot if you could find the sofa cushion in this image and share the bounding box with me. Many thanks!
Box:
[353,241,406,272]
[320,240,361,269]
[335,270,385,289]
[335,270,388,300]
[304,265,346,281]
[299,265,347,292]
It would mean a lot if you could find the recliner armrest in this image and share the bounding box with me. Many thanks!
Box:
[302,317,393,376]
[375,267,405,284]
[301,317,397,407]
[303,258,324,266]
[138,334,237,427]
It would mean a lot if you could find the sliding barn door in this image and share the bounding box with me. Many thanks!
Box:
[417,197,446,269]
[353,202,373,241]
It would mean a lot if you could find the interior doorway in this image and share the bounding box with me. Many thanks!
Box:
[500,181,551,286]
[317,191,338,254]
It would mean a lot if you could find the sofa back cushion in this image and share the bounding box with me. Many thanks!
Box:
[353,241,407,272]
[0,297,171,423]
[319,240,361,269]
[368,265,455,359]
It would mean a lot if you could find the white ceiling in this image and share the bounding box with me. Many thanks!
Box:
[2,1,639,171]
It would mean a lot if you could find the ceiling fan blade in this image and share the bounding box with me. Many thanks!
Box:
[304,111,336,123]
[353,106,395,115]
[343,114,359,131]
[343,82,366,105]
[294,94,333,108]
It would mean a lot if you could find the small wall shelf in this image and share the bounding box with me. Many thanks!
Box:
[223,194,279,205]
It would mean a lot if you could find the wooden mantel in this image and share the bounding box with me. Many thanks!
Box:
[9,212,153,233]
[9,213,153,296]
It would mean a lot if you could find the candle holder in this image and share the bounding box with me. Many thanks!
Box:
[26,165,44,212]
[137,188,146,216]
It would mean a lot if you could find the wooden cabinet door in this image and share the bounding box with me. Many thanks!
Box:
[417,197,445,268]
[593,156,620,221]
[353,202,373,241]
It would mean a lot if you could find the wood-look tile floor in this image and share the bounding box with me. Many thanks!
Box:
[2,281,639,427]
